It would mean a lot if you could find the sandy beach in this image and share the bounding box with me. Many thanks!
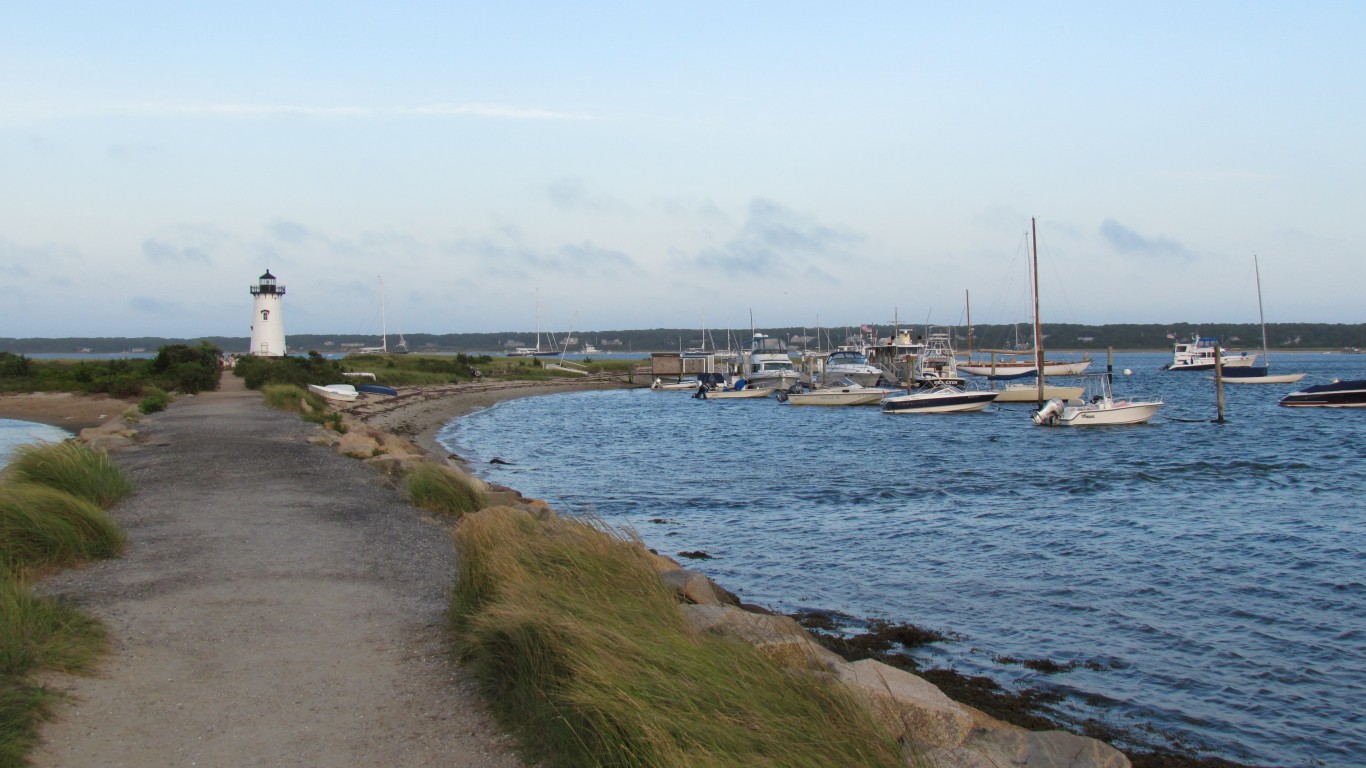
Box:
[0,391,134,432]
[342,377,634,457]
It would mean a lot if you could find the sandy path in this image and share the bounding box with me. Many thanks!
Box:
[32,375,524,767]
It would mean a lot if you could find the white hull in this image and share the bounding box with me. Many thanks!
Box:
[308,384,359,402]
[881,387,998,414]
[1167,356,1257,371]
[958,360,1091,377]
[821,369,883,387]
[784,386,890,406]
[1047,399,1162,426]
[992,383,1086,403]
[746,371,802,390]
[652,380,703,391]
[1217,372,1307,384]
[699,387,776,399]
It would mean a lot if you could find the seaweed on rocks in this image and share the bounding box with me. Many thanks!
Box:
[787,609,1269,768]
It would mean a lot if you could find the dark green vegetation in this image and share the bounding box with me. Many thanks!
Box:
[1,442,129,766]
[0,343,222,397]
[336,353,633,387]
[6,321,1364,355]
[234,350,634,391]
[451,507,905,768]
[793,612,1263,768]
[233,351,344,390]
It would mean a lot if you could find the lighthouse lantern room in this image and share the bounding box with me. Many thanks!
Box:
[249,270,286,356]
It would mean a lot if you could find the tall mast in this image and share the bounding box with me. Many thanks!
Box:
[379,275,387,353]
[1031,218,1045,407]
[1255,254,1269,368]
[965,289,973,359]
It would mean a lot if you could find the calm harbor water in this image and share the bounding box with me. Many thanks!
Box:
[440,352,1365,766]
[0,419,71,467]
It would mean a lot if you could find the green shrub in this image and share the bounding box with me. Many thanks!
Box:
[150,343,222,394]
[451,508,902,768]
[138,388,169,414]
[6,442,132,508]
[236,351,342,390]
[406,464,484,517]
[0,485,126,577]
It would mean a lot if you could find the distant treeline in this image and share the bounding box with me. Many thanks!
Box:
[4,322,1364,355]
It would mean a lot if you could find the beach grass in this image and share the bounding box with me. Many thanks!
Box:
[5,442,132,509]
[0,575,109,767]
[261,383,327,413]
[450,506,903,768]
[405,464,485,518]
[0,485,126,578]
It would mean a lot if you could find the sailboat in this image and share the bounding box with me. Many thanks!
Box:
[511,290,559,357]
[359,276,405,354]
[1219,256,1305,384]
[958,245,1091,379]
[1032,218,1163,426]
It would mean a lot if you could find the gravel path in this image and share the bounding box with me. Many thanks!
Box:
[32,376,525,767]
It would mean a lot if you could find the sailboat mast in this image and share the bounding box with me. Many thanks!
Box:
[379,275,387,353]
[965,289,973,359]
[1031,218,1045,406]
[1255,254,1269,367]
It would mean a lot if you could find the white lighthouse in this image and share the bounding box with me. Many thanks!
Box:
[248,269,286,356]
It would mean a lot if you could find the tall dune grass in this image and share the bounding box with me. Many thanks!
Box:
[1,439,127,765]
[451,507,902,768]
[6,442,132,508]
[261,383,327,413]
[0,485,126,578]
[406,464,485,518]
[0,575,109,766]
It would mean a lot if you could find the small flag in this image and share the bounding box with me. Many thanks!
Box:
[860,324,873,334]
[1166,331,1176,340]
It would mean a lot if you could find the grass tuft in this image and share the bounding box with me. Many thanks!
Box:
[407,464,486,518]
[261,383,327,413]
[0,484,127,578]
[0,576,109,765]
[451,507,902,768]
[6,442,132,508]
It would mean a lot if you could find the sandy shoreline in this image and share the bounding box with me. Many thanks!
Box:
[343,377,636,459]
[0,391,134,432]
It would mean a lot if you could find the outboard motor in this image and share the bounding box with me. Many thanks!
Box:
[692,382,707,399]
[1031,397,1064,426]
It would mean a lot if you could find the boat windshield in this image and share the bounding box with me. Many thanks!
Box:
[829,351,868,365]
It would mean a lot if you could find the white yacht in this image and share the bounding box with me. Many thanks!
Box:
[742,333,801,391]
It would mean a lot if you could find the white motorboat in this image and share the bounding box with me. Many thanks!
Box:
[820,348,883,387]
[1032,374,1162,426]
[909,330,965,388]
[743,332,802,391]
[1164,335,1257,371]
[308,383,359,402]
[692,380,776,399]
[880,384,998,414]
[652,373,726,392]
[781,381,892,406]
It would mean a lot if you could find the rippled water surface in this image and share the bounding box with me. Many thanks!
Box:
[440,352,1365,766]
[0,419,71,467]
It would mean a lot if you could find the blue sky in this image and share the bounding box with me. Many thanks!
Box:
[3,2,1363,340]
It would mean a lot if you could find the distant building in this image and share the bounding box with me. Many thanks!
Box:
[249,270,286,356]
